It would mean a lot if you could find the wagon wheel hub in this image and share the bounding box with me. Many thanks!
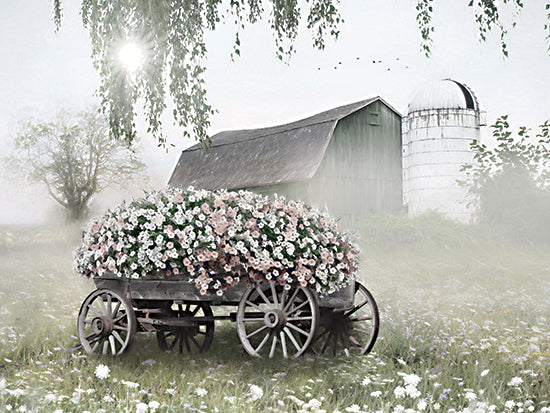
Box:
[321,310,348,332]
[91,316,114,337]
[176,311,200,337]
[264,309,287,330]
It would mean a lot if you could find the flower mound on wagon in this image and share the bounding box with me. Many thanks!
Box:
[74,187,359,296]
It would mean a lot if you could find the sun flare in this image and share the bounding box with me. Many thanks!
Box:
[118,42,143,72]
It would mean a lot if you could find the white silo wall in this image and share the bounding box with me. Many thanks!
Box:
[402,108,479,222]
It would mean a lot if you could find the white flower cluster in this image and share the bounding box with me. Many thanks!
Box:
[74,186,359,296]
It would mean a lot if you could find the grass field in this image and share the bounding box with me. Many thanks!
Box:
[0,221,549,412]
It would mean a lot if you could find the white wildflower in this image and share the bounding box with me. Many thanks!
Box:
[417,399,428,411]
[136,402,148,413]
[394,386,406,398]
[345,405,362,413]
[465,392,477,401]
[44,393,57,403]
[121,380,139,388]
[94,364,110,380]
[508,377,523,387]
[405,385,421,399]
[148,401,160,412]
[480,370,489,377]
[249,384,264,400]
[505,401,515,409]
[195,387,208,397]
[362,376,372,386]
[370,391,382,397]
[401,373,421,387]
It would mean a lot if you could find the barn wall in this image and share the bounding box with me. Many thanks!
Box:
[308,101,403,227]
[251,101,403,229]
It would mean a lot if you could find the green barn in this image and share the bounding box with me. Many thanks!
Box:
[168,97,403,228]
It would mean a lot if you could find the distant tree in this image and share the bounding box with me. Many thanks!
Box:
[6,109,147,221]
[460,116,550,242]
[49,1,549,148]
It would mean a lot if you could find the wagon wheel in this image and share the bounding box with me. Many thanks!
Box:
[309,282,379,357]
[77,288,137,356]
[236,282,319,358]
[156,302,214,354]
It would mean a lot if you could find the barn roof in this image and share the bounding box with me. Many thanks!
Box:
[168,96,400,190]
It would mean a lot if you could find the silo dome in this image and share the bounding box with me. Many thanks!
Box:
[407,79,479,114]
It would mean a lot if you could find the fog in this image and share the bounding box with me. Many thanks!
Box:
[1,1,550,227]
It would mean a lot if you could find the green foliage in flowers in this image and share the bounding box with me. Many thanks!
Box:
[73,187,359,296]
[459,116,550,243]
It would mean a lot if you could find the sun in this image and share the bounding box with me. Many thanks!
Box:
[118,42,143,73]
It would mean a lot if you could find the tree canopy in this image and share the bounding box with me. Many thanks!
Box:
[51,1,550,148]
[6,109,147,220]
[460,116,550,242]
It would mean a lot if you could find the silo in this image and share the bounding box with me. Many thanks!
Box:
[402,79,485,222]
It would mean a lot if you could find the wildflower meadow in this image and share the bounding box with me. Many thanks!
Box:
[1,217,549,412]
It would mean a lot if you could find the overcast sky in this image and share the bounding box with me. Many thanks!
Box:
[1,0,549,224]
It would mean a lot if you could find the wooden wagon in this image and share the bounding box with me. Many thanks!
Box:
[76,274,379,359]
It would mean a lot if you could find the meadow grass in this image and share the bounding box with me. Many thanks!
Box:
[0,221,549,413]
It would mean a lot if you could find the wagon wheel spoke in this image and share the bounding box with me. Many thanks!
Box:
[285,321,310,338]
[91,339,101,353]
[270,283,279,307]
[97,294,106,314]
[107,294,113,317]
[269,336,278,358]
[168,335,177,351]
[287,316,313,322]
[256,286,272,307]
[320,331,332,354]
[345,299,368,318]
[111,300,121,319]
[112,313,128,324]
[286,300,310,317]
[246,325,269,339]
[255,332,271,354]
[279,289,287,309]
[280,332,288,358]
[112,330,126,347]
[190,336,203,352]
[87,304,102,318]
[102,339,109,355]
[283,288,301,313]
[183,337,191,353]
[284,327,302,352]
[245,300,267,314]
[350,316,372,322]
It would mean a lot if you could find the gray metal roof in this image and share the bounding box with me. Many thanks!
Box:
[168,97,398,190]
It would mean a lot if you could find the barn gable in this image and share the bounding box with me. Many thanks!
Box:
[168,97,398,190]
